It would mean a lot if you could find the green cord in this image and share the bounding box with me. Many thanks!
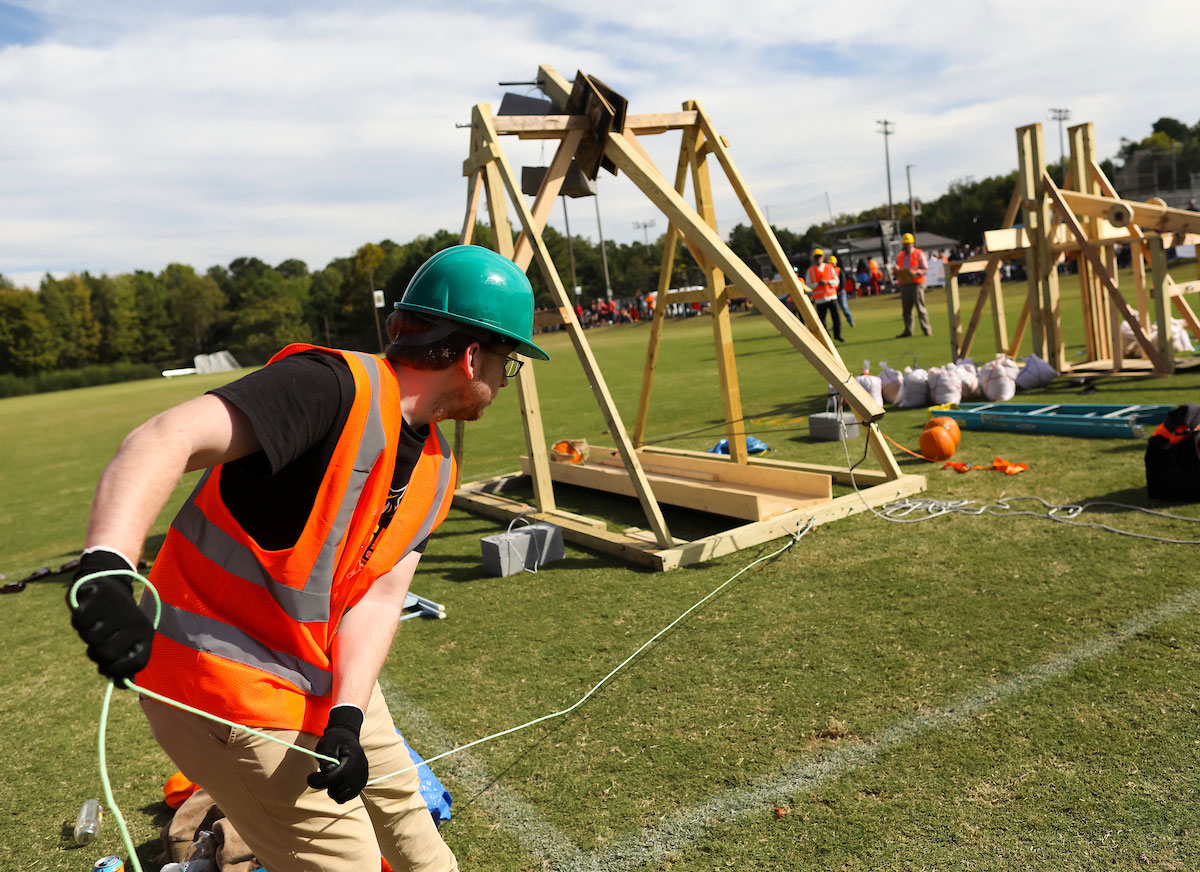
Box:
[70,569,336,869]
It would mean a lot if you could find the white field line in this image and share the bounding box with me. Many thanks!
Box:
[559,584,1200,872]
[379,680,586,865]
[385,584,1200,872]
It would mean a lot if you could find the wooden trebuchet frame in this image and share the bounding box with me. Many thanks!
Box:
[944,121,1200,377]
[452,65,925,571]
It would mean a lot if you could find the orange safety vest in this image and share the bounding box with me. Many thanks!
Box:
[896,248,927,284]
[806,262,839,302]
[137,344,457,733]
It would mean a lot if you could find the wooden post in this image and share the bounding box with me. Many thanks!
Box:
[634,127,695,447]
[1016,123,1064,369]
[1149,235,1175,374]
[1067,122,1107,363]
[476,104,675,547]
[689,126,748,463]
[945,265,962,361]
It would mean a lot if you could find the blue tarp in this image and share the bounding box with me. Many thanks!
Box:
[397,730,453,826]
[707,435,770,455]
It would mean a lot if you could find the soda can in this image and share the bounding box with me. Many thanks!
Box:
[92,857,125,872]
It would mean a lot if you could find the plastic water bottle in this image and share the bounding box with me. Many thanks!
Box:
[74,799,103,845]
[180,829,216,871]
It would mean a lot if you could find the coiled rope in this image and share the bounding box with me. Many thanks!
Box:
[73,519,815,868]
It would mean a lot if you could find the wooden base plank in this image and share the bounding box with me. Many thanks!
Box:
[454,471,926,572]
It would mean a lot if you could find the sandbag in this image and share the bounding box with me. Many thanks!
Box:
[1016,352,1058,390]
[954,358,980,398]
[854,373,884,407]
[979,355,1018,402]
[879,361,904,406]
[927,366,963,405]
[898,366,930,409]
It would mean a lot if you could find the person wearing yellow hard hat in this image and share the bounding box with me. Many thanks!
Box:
[805,248,843,342]
[893,231,931,337]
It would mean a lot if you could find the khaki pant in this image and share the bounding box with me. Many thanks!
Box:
[142,683,457,872]
[899,282,931,335]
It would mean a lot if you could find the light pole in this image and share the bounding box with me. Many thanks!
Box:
[1049,107,1070,185]
[633,219,656,245]
[594,191,613,299]
[562,198,579,298]
[877,119,896,220]
[905,164,916,234]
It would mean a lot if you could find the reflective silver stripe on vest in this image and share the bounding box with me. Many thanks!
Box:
[170,351,387,623]
[146,599,332,696]
[394,424,454,560]
[305,351,387,597]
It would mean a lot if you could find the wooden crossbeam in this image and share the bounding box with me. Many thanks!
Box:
[492,112,699,139]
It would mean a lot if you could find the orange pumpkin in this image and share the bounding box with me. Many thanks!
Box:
[163,770,200,809]
[919,424,957,461]
[924,416,962,447]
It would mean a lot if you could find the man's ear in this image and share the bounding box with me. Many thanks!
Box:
[458,342,481,380]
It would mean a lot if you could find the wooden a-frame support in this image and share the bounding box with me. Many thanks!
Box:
[452,66,924,571]
[944,121,1200,377]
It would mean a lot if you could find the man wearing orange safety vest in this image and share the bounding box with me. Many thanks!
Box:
[893,232,932,337]
[805,248,844,342]
[68,245,548,872]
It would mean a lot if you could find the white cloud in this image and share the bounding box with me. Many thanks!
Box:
[0,0,1197,289]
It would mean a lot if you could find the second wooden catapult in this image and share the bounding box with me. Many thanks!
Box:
[945,121,1200,376]
[451,65,925,571]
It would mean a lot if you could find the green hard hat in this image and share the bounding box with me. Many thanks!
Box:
[394,245,549,360]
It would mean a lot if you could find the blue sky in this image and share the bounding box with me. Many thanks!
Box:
[0,0,1196,290]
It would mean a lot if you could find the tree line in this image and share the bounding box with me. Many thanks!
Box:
[2,116,1192,379]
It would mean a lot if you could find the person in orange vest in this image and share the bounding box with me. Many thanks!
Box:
[868,257,883,295]
[893,232,931,337]
[805,248,843,342]
[67,245,548,872]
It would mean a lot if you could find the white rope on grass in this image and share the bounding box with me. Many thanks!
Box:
[75,519,817,860]
[838,424,1200,544]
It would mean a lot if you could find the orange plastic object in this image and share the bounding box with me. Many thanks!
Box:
[163,770,200,810]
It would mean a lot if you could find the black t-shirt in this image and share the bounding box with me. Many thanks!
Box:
[208,351,430,553]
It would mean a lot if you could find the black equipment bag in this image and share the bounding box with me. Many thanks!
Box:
[1145,403,1200,501]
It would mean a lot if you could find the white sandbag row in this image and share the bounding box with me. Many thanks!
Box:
[864,352,1057,407]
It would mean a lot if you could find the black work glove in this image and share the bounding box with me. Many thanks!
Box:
[68,548,154,687]
[307,705,368,804]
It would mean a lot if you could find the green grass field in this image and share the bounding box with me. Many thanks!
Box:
[4,268,1200,871]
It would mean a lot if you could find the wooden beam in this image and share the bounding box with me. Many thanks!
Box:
[688,124,748,463]
[603,130,885,424]
[634,126,695,447]
[1149,235,1175,373]
[945,267,963,360]
[476,104,676,548]
[491,111,699,139]
[1059,188,1200,235]
[1016,123,1064,369]
[460,168,482,245]
[462,140,503,176]
[1007,298,1030,358]
[512,128,585,270]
